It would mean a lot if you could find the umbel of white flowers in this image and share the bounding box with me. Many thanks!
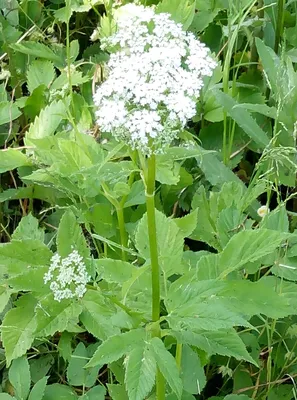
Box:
[44,250,90,302]
[93,3,216,155]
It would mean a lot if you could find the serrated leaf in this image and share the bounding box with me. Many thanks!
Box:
[80,290,119,340]
[36,296,82,337]
[1,295,37,366]
[172,329,256,365]
[0,286,12,313]
[173,209,198,238]
[125,345,156,400]
[25,100,66,142]
[0,149,30,173]
[156,0,195,29]
[28,377,48,400]
[181,345,206,395]
[107,384,129,400]
[95,259,137,284]
[218,229,287,278]
[57,209,90,258]
[214,90,269,149]
[135,210,184,276]
[58,332,73,362]
[43,384,78,400]
[67,343,99,387]
[10,42,62,65]
[27,60,56,93]
[9,356,31,400]
[12,213,44,242]
[149,337,182,399]
[86,329,146,368]
[0,239,52,278]
[79,386,106,400]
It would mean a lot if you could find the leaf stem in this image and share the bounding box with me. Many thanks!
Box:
[145,153,165,400]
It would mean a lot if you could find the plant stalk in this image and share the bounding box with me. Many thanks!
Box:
[274,0,285,54]
[116,206,127,261]
[145,153,165,400]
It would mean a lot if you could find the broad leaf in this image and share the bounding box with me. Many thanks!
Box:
[181,345,206,395]
[0,102,21,126]
[95,259,137,284]
[1,295,37,366]
[27,60,56,93]
[43,384,78,400]
[0,149,30,173]
[12,213,44,242]
[10,42,62,65]
[125,345,156,400]
[9,356,31,400]
[86,329,146,368]
[28,377,48,400]
[57,209,90,258]
[135,210,184,276]
[67,343,99,387]
[218,229,287,278]
[156,0,195,29]
[149,337,182,399]
[79,386,106,400]
[171,329,256,365]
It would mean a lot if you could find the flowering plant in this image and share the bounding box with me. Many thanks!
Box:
[93,4,216,154]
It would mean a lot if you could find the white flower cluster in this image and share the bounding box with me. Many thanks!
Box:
[44,250,90,302]
[93,3,216,154]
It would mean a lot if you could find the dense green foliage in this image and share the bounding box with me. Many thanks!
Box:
[1,0,297,399]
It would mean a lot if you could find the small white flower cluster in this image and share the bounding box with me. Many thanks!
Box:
[93,4,216,154]
[44,250,90,302]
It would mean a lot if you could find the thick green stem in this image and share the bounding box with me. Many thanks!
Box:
[145,154,165,400]
[274,0,285,54]
[116,206,127,262]
[146,154,160,324]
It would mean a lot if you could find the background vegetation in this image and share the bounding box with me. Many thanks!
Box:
[1,0,297,399]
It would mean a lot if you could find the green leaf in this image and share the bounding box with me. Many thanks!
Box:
[79,386,106,400]
[25,100,66,142]
[224,395,252,400]
[43,384,78,400]
[36,297,82,337]
[30,354,54,384]
[80,290,120,340]
[255,38,279,93]
[214,90,269,149]
[0,395,16,399]
[67,343,99,387]
[0,286,12,313]
[10,42,62,65]
[86,329,146,368]
[28,377,48,400]
[107,384,129,400]
[172,329,256,364]
[218,229,287,278]
[181,345,206,395]
[135,210,184,276]
[57,209,90,258]
[12,213,44,242]
[125,345,156,400]
[0,239,52,278]
[156,0,195,30]
[9,356,31,400]
[95,259,137,284]
[27,60,56,93]
[0,102,22,125]
[173,209,198,238]
[149,337,182,399]
[1,295,37,366]
[0,149,30,173]
[58,332,73,362]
